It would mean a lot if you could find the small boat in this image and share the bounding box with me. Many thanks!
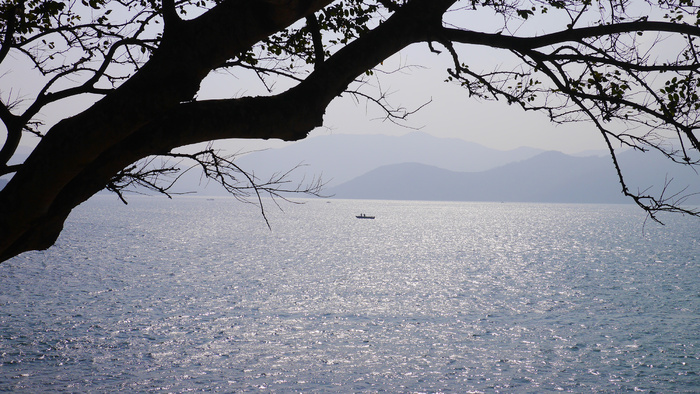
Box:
[356,213,375,219]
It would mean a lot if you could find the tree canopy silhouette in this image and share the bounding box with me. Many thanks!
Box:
[1,0,699,262]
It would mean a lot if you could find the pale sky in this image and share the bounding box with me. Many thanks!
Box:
[203,43,609,156]
[318,53,607,154]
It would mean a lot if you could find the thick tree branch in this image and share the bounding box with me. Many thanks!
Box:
[161,0,180,31]
[441,21,700,51]
[0,3,18,65]
[306,14,324,67]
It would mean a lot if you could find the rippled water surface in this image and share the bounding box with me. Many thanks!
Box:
[1,197,699,392]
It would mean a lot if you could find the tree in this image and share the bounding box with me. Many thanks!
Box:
[1,0,699,263]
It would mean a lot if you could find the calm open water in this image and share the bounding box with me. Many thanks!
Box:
[1,196,699,392]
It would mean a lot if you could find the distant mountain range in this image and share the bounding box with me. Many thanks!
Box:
[327,151,618,202]
[328,152,624,203]
[328,147,700,204]
[228,132,698,204]
[3,133,698,205]
[233,131,546,188]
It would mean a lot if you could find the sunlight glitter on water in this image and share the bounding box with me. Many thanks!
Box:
[1,197,699,392]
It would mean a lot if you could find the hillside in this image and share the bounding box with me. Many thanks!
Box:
[328,150,700,204]
[7,134,693,205]
[231,132,544,188]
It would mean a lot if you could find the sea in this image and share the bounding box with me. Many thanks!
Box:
[1,196,698,393]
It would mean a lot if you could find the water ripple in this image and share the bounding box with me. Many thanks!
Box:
[1,197,698,392]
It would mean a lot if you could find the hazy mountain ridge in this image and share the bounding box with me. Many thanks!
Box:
[4,133,696,205]
[233,132,545,188]
[328,149,700,204]
[141,132,700,203]
[328,152,622,202]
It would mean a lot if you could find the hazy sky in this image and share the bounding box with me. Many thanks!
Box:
[201,42,609,156]
[318,50,607,154]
